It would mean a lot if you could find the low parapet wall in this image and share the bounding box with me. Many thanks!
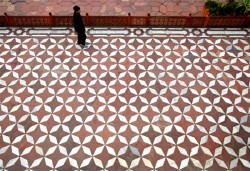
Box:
[1,13,249,28]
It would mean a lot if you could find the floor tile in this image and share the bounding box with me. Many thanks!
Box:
[0,27,250,170]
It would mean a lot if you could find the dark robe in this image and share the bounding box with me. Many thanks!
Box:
[73,12,85,32]
[73,12,86,45]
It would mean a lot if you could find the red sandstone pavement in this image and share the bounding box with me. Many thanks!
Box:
[0,27,250,171]
[0,0,211,17]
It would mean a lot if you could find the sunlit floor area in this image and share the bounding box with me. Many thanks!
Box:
[0,27,250,170]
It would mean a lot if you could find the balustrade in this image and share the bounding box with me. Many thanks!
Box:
[0,13,249,28]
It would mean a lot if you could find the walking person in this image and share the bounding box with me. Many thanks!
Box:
[73,5,88,48]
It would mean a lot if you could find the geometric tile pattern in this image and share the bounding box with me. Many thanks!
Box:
[1,27,250,38]
[0,28,250,170]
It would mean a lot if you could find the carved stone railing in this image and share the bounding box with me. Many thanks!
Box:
[0,16,6,26]
[52,16,73,27]
[11,16,52,27]
[86,14,128,27]
[150,16,187,27]
[1,13,249,28]
[206,17,249,27]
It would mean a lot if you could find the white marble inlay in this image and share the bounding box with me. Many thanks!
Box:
[224,31,247,35]
[207,30,226,35]
[135,30,142,34]
[29,30,51,34]
[89,29,128,35]
[148,29,188,36]
[29,30,69,35]
[49,30,70,34]
[194,30,200,34]
[169,30,187,35]
[0,28,249,170]
[0,28,10,34]
[148,30,170,35]
[1,27,249,38]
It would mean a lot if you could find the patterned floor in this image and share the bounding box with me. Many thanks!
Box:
[0,27,250,171]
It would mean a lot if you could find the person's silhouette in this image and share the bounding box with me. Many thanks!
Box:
[73,5,88,48]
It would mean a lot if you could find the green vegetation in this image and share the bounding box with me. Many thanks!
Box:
[205,0,250,16]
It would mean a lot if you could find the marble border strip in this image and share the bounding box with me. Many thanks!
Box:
[0,27,249,38]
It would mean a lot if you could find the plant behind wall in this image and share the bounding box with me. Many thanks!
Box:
[205,0,250,16]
